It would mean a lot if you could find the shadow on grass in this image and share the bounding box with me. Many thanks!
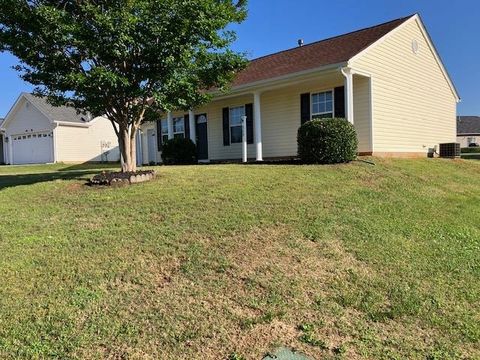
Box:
[58,162,120,172]
[0,169,108,190]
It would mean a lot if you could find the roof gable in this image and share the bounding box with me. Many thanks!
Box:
[233,15,413,87]
[22,93,91,124]
[1,93,92,130]
[349,14,459,101]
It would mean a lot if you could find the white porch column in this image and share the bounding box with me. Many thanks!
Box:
[189,110,196,144]
[253,91,263,161]
[167,111,174,140]
[341,67,354,124]
[242,115,247,163]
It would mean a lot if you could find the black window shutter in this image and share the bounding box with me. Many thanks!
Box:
[222,107,230,146]
[184,114,190,140]
[300,93,311,124]
[245,103,254,144]
[156,119,162,151]
[334,86,345,118]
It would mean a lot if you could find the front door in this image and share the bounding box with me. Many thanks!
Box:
[147,129,157,164]
[195,114,208,160]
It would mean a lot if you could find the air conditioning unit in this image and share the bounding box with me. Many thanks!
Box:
[439,143,460,158]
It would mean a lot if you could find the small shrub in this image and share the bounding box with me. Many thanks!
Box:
[161,137,197,165]
[461,147,480,154]
[297,118,358,164]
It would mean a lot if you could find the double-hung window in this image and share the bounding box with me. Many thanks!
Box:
[311,90,334,119]
[229,106,245,144]
[173,117,184,139]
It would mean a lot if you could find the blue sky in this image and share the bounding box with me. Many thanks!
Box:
[0,0,478,117]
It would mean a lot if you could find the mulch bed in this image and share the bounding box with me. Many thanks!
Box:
[89,170,155,186]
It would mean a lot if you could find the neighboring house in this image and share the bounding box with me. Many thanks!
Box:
[138,13,459,164]
[457,116,480,147]
[0,93,120,165]
[0,118,4,164]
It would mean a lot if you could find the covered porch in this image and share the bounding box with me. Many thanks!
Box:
[137,66,373,164]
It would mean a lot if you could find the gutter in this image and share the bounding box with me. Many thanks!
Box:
[54,120,94,128]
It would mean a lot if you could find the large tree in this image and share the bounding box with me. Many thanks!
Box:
[0,0,247,171]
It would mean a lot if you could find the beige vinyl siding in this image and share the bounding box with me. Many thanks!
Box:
[55,117,120,163]
[196,72,345,160]
[350,18,457,154]
[353,75,372,152]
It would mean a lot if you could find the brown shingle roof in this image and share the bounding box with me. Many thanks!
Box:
[233,15,414,87]
[457,116,480,135]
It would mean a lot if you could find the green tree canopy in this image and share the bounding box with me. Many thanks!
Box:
[0,0,248,171]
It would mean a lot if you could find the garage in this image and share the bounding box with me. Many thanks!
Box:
[12,132,53,164]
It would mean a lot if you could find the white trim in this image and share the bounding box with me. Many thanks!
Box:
[1,96,24,130]
[52,124,58,163]
[8,133,13,164]
[167,112,174,140]
[341,67,354,124]
[348,68,372,78]
[253,91,263,161]
[189,110,196,144]
[53,118,99,128]
[310,89,334,119]
[369,76,375,153]
[348,17,416,64]
[348,14,460,102]
[242,115,247,163]
[213,63,347,101]
[413,15,460,102]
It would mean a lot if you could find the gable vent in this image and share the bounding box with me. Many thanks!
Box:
[412,39,419,54]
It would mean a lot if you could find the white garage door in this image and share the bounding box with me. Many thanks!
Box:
[12,132,53,164]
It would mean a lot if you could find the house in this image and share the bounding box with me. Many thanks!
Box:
[138,13,459,164]
[457,116,480,147]
[0,93,120,165]
[0,118,4,164]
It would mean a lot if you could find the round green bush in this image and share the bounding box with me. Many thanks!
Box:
[297,118,358,164]
[161,137,197,165]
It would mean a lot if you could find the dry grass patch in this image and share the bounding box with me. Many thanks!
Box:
[0,159,478,359]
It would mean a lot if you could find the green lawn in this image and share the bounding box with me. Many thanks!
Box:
[0,159,479,359]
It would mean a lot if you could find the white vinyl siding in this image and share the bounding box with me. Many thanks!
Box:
[55,117,120,163]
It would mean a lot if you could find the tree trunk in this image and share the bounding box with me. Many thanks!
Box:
[118,124,137,172]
